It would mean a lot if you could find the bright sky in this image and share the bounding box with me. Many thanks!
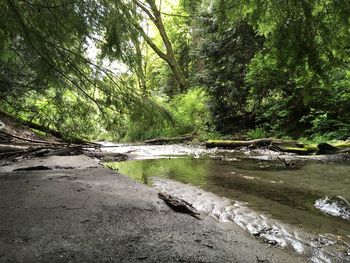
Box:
[86,36,129,76]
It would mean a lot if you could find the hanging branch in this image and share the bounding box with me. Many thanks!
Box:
[6,0,107,117]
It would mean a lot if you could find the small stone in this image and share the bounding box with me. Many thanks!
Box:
[136,256,148,260]
[203,244,213,249]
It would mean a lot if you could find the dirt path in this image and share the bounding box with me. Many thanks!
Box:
[0,155,307,262]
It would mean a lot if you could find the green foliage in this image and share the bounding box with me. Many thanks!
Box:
[1,0,349,142]
[246,128,267,140]
[121,98,175,142]
[192,0,350,140]
[121,88,212,141]
[169,88,210,133]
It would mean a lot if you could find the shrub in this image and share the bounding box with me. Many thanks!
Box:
[246,128,267,139]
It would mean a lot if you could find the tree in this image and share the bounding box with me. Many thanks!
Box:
[193,0,350,138]
[197,8,263,132]
[242,0,350,137]
[0,0,149,139]
[101,0,189,92]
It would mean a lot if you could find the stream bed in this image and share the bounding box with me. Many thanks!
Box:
[101,143,350,262]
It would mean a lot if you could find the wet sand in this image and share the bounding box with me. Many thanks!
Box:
[0,155,307,262]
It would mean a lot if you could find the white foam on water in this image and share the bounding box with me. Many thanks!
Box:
[314,196,350,220]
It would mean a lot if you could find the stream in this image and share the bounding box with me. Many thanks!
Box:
[100,143,350,263]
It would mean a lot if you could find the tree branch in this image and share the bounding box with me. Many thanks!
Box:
[130,20,169,61]
[6,0,107,117]
[21,0,79,9]
[132,0,156,22]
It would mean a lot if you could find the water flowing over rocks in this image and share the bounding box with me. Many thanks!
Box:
[315,196,350,220]
[151,178,350,263]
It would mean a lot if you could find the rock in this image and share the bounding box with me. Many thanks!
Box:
[317,143,339,154]
[85,152,128,162]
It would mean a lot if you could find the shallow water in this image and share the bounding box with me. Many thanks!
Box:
[103,144,350,262]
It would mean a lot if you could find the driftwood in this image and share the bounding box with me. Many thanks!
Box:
[0,144,41,153]
[0,142,118,166]
[45,145,83,156]
[0,133,12,143]
[0,110,64,139]
[0,145,86,166]
[145,135,193,145]
[0,147,51,165]
[0,146,53,157]
[158,192,201,220]
[206,138,313,154]
[13,165,52,171]
[276,156,297,168]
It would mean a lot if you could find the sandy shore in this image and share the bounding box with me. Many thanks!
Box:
[0,155,307,262]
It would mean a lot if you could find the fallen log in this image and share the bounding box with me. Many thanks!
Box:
[205,139,350,155]
[0,110,100,146]
[0,131,65,145]
[205,138,321,155]
[271,145,317,155]
[206,138,304,149]
[158,192,201,220]
[145,135,193,145]
[0,144,35,153]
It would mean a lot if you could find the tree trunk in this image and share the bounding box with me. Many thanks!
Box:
[133,38,148,96]
[132,0,188,91]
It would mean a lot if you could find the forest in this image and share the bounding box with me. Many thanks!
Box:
[1,2,350,262]
[1,0,349,142]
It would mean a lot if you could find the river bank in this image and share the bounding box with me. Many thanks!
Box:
[102,143,350,262]
[0,154,308,263]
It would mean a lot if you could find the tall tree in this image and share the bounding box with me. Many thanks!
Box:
[124,0,189,91]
